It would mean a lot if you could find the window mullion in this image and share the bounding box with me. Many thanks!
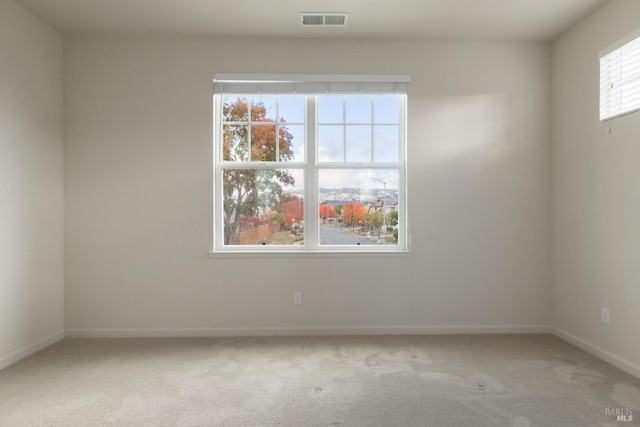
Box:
[342,96,347,162]
[213,94,224,250]
[275,97,280,162]
[398,95,408,250]
[370,95,374,162]
[305,96,319,250]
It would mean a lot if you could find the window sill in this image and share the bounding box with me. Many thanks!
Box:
[208,250,412,258]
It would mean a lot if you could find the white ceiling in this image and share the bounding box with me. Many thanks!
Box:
[15,0,609,42]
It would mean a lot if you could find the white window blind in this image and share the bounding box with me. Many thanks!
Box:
[600,33,640,121]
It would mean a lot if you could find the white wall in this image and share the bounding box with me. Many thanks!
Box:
[0,0,64,369]
[551,0,640,376]
[64,37,551,335]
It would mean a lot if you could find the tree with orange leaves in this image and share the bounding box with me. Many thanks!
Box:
[342,203,366,229]
[281,196,304,227]
[319,204,337,223]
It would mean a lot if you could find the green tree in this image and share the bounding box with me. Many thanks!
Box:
[365,210,384,236]
[222,97,295,244]
[389,210,398,226]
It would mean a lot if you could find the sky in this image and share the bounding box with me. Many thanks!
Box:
[222,94,402,190]
[273,168,399,193]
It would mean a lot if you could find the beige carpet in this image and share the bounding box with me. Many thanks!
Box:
[0,334,638,426]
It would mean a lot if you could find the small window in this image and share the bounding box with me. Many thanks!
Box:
[212,74,409,253]
[600,31,640,121]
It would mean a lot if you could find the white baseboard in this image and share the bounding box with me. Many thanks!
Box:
[65,325,551,338]
[0,331,65,371]
[552,327,640,379]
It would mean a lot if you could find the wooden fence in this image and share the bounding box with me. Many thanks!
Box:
[233,224,271,245]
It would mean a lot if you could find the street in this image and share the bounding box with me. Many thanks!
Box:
[319,224,371,245]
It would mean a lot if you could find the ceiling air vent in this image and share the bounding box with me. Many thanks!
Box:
[300,13,348,27]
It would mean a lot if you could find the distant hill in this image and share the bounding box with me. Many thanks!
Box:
[284,187,398,204]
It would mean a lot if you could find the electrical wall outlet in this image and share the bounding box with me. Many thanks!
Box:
[294,291,303,305]
[601,307,610,325]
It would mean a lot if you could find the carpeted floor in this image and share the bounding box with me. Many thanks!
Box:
[0,334,638,426]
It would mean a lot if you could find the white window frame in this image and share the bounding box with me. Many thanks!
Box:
[600,29,640,121]
[212,74,410,254]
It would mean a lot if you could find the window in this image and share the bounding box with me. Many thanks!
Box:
[600,31,640,121]
[213,74,409,253]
